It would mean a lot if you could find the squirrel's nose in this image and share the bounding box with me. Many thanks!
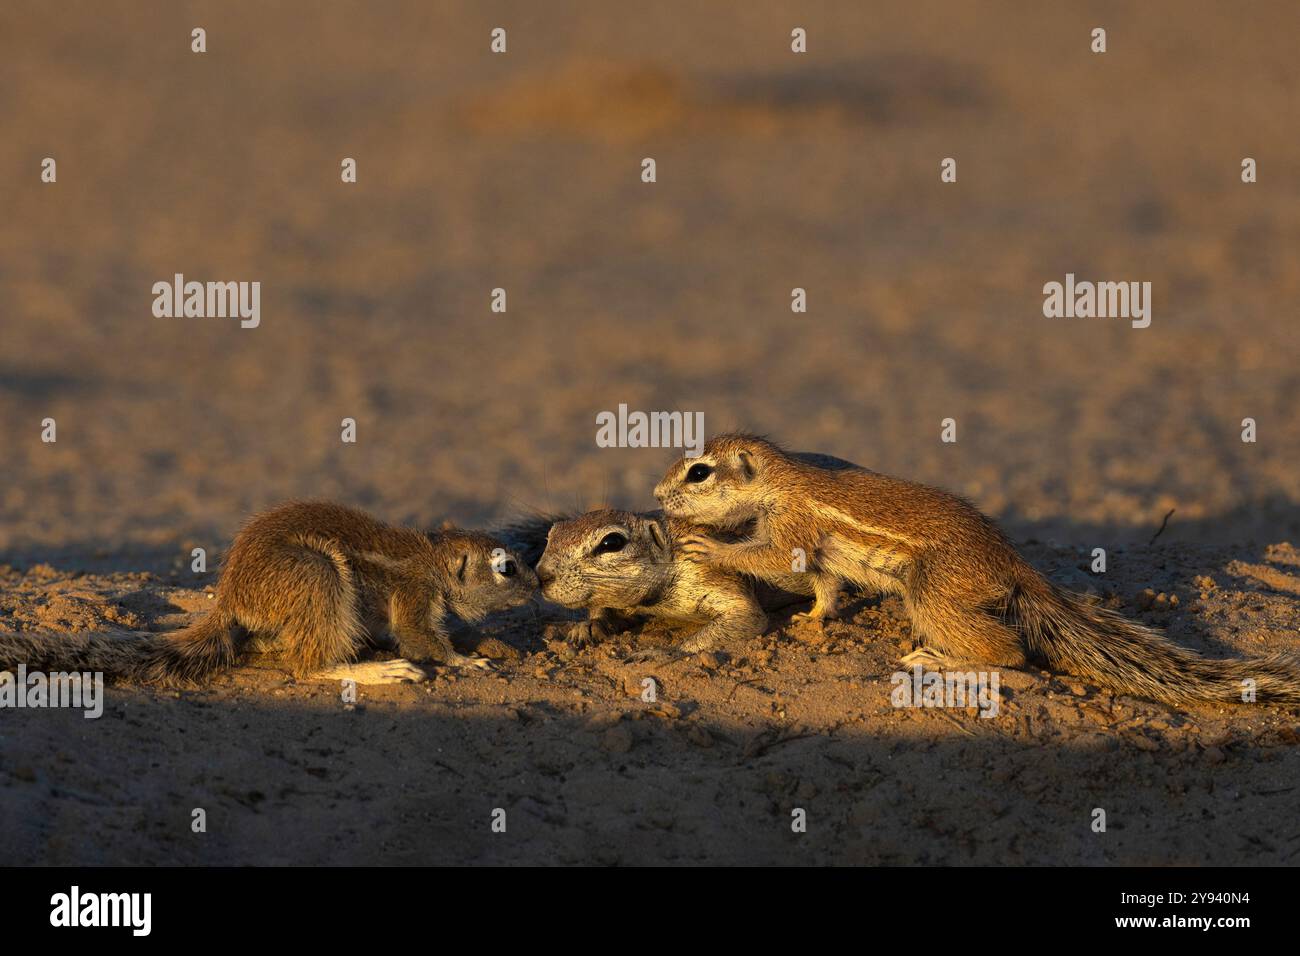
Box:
[535,562,555,588]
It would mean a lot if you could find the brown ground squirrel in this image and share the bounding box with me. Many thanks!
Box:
[654,433,1300,705]
[0,501,538,685]
[529,509,769,653]
[499,452,863,654]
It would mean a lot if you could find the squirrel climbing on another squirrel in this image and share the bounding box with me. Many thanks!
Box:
[654,433,1300,706]
[498,452,863,654]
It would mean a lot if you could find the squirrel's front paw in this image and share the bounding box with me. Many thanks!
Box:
[678,534,727,564]
[678,634,715,654]
[564,618,611,650]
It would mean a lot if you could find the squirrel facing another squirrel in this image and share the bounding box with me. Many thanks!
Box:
[3,436,1298,707]
[498,451,861,655]
[0,501,537,685]
[653,433,1300,706]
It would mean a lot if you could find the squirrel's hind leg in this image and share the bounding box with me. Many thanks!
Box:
[790,573,844,625]
[233,534,368,676]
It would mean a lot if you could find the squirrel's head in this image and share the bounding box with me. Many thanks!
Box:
[437,530,539,622]
[654,433,778,528]
[534,510,673,610]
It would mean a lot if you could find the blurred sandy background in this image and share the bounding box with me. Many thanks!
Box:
[3,0,1300,565]
[5,0,1300,870]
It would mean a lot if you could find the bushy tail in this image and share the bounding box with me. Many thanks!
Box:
[0,609,241,687]
[1013,578,1300,705]
[140,610,241,684]
[0,629,163,682]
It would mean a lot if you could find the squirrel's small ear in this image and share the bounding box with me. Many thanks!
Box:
[645,519,669,556]
[737,450,756,480]
[455,552,469,583]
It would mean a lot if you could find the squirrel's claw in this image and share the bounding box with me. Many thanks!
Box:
[564,618,611,650]
[447,652,494,671]
[678,534,723,563]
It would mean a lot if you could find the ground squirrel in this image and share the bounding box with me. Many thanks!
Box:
[529,509,768,653]
[0,501,538,685]
[501,453,862,654]
[654,433,1300,705]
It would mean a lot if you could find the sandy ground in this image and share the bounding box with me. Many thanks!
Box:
[3,543,1300,865]
[2,1,1299,864]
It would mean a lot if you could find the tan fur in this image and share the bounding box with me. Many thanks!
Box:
[511,450,864,653]
[529,509,767,653]
[0,501,538,685]
[654,433,1300,706]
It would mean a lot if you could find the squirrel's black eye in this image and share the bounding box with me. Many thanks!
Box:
[497,558,517,577]
[685,463,713,483]
[595,532,627,555]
